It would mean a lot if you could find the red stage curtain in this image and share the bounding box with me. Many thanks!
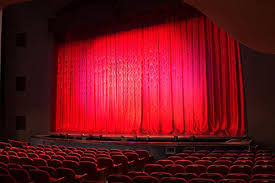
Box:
[55,16,245,136]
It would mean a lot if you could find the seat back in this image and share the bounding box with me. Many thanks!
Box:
[9,168,31,183]
[160,177,187,183]
[29,169,51,183]
[144,164,164,174]
[133,175,159,183]
[108,174,133,183]
[79,161,98,180]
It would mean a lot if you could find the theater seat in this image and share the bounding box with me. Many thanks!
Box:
[0,175,17,183]
[133,175,159,183]
[185,164,207,176]
[108,174,133,183]
[252,165,275,174]
[250,179,275,183]
[207,165,229,176]
[0,167,9,175]
[144,164,164,174]
[38,166,58,178]
[79,161,98,180]
[128,171,149,179]
[229,165,252,175]
[226,174,250,182]
[200,173,224,182]
[9,168,31,183]
[252,174,275,180]
[157,160,174,167]
[168,156,183,162]
[56,167,86,183]
[0,154,9,164]
[219,179,247,183]
[175,159,193,167]
[189,178,216,183]
[30,169,64,183]
[175,173,197,181]
[151,172,173,180]
[33,158,48,167]
[47,159,63,169]
[160,177,187,183]
[165,164,185,175]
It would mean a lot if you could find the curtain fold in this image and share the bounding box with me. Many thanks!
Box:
[55,16,245,136]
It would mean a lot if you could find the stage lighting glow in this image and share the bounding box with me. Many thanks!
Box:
[55,16,245,136]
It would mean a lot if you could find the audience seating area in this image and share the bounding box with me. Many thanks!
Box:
[0,140,275,183]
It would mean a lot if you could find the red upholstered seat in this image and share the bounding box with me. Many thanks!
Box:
[128,171,149,179]
[9,168,31,183]
[214,160,232,167]
[47,159,63,168]
[219,157,236,162]
[185,164,207,176]
[20,157,33,165]
[0,154,9,164]
[219,179,247,183]
[175,173,197,181]
[112,155,129,174]
[133,175,159,183]
[195,160,213,167]
[200,173,224,182]
[108,174,133,183]
[0,167,9,175]
[51,155,65,161]
[8,163,22,169]
[0,162,8,169]
[252,174,275,180]
[233,160,254,167]
[63,160,80,174]
[30,169,64,183]
[168,156,183,162]
[176,153,190,158]
[0,175,17,183]
[27,153,39,159]
[151,172,173,180]
[33,158,48,167]
[192,153,206,158]
[175,159,193,167]
[226,173,250,182]
[249,179,275,183]
[144,164,164,174]
[79,161,98,180]
[184,156,200,162]
[189,178,216,183]
[255,160,275,166]
[164,164,185,175]
[157,160,174,167]
[38,166,58,178]
[39,154,51,160]
[252,165,275,174]
[229,165,252,175]
[202,157,218,162]
[97,157,114,175]
[65,155,80,162]
[207,165,229,176]
[160,177,187,183]
[56,167,85,183]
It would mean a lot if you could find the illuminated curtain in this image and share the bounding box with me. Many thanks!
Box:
[55,16,245,136]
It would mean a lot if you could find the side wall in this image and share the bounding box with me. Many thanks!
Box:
[241,45,275,146]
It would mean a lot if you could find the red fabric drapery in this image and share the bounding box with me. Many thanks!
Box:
[55,16,245,136]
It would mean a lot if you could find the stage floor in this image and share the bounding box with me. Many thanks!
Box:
[31,134,253,160]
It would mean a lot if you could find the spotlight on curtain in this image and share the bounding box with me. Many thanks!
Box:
[54,16,245,136]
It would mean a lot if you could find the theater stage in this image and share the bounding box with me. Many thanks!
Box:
[31,134,253,160]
